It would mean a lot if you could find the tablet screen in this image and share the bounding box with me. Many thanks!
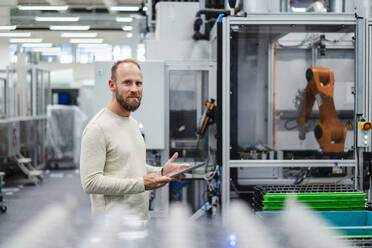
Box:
[169,162,207,178]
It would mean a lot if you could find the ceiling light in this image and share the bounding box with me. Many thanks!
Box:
[0,26,16,30]
[61,32,97,38]
[110,6,139,11]
[21,43,53,48]
[122,26,133,31]
[126,33,133,38]
[18,5,69,11]
[35,16,80,22]
[70,39,103,43]
[77,44,110,48]
[50,25,90,30]
[0,32,31,37]
[10,38,43,43]
[116,17,133,22]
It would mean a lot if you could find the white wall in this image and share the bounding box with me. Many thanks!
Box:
[146,2,211,61]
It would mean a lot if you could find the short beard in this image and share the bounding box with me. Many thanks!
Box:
[116,92,142,112]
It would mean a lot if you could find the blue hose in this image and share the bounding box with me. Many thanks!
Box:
[217,13,225,23]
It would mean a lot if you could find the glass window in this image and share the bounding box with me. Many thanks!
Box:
[289,0,352,13]
[7,67,17,117]
[229,24,355,160]
[59,45,74,64]
[94,45,112,62]
[76,45,113,63]
[113,45,131,61]
[290,0,322,12]
[40,55,56,63]
[9,44,17,63]
[169,70,209,160]
[0,78,5,117]
[76,47,94,64]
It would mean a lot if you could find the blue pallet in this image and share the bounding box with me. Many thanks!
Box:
[257,211,372,237]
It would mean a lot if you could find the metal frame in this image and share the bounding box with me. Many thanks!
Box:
[34,68,51,116]
[366,18,372,153]
[148,61,216,218]
[6,66,18,118]
[165,61,217,100]
[221,14,364,221]
[6,64,51,118]
[0,77,6,118]
[229,160,356,168]
[2,65,50,171]
[164,61,216,214]
[364,18,372,199]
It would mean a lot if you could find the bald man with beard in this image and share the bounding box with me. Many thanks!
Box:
[80,58,189,218]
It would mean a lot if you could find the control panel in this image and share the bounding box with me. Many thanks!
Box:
[358,121,372,147]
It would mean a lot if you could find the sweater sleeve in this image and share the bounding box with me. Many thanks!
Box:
[146,164,163,176]
[80,123,145,195]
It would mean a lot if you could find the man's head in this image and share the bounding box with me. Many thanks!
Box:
[109,59,143,112]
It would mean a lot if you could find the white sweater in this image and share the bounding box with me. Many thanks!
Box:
[80,108,162,218]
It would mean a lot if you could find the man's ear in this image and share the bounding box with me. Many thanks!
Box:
[108,80,115,92]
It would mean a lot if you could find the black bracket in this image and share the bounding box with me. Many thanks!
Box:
[355,13,363,20]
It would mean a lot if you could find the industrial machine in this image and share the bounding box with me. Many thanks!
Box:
[0,119,20,158]
[46,105,87,169]
[20,118,37,150]
[0,64,51,184]
[297,67,346,153]
[165,62,217,217]
[90,0,372,229]
[213,12,367,221]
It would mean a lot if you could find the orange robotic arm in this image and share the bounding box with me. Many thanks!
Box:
[296,67,346,153]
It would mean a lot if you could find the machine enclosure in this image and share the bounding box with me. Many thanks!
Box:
[0,119,20,157]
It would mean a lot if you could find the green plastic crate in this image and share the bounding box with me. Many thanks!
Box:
[263,202,366,208]
[263,192,366,202]
[262,192,367,211]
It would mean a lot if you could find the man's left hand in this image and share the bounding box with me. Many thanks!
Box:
[162,152,190,181]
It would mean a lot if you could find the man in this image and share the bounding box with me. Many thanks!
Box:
[80,58,189,218]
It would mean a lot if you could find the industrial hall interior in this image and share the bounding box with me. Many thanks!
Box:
[2,0,372,247]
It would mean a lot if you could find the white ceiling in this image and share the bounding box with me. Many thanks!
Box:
[0,0,146,29]
[0,0,147,47]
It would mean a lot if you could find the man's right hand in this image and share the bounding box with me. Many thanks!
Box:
[143,174,171,190]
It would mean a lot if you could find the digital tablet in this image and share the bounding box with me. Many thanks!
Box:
[169,162,207,178]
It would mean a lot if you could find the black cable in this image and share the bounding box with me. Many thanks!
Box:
[293,168,312,185]
[192,9,230,41]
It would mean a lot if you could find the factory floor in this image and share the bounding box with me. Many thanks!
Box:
[0,166,91,245]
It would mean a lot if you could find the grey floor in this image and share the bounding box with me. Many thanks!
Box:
[0,167,91,245]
